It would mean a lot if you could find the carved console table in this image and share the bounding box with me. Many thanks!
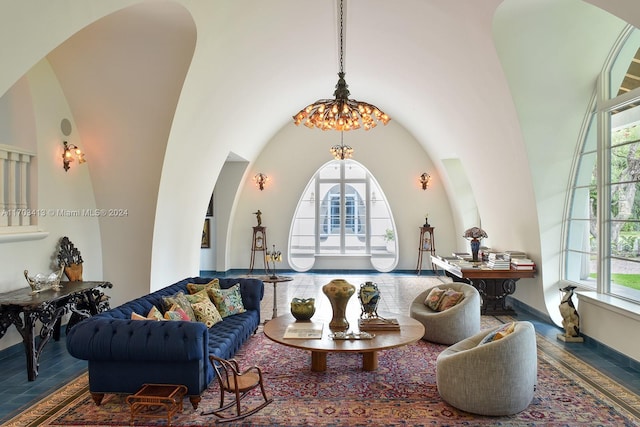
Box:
[0,280,112,380]
[430,256,535,316]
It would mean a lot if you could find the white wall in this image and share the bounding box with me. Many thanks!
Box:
[230,121,457,272]
[0,59,101,351]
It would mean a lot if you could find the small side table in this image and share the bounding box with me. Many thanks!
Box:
[126,383,187,426]
[259,275,293,321]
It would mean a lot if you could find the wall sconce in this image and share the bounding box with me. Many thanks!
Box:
[254,173,268,191]
[419,172,431,190]
[62,141,86,172]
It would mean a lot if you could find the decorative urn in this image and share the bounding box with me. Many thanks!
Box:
[322,279,356,331]
[358,282,380,319]
[290,298,316,321]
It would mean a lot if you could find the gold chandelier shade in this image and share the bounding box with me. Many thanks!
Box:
[293,73,390,131]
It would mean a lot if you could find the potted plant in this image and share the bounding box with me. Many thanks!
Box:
[384,228,395,252]
[57,236,84,281]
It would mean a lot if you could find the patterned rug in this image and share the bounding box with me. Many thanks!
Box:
[6,316,640,427]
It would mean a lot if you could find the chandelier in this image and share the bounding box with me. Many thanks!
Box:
[330,132,353,160]
[292,0,389,131]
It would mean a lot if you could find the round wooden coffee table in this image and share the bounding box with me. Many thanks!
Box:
[263,311,425,372]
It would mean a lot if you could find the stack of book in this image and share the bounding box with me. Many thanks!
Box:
[487,252,511,269]
[510,258,536,270]
[505,250,527,259]
[358,317,400,331]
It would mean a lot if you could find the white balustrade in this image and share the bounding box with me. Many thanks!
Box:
[0,144,35,229]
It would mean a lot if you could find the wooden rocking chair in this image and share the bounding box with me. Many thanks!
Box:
[202,355,273,423]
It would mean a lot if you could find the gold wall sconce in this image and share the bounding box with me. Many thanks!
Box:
[419,173,431,190]
[62,141,86,172]
[254,173,269,191]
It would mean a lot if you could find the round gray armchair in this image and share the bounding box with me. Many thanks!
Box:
[436,321,538,416]
[409,282,481,345]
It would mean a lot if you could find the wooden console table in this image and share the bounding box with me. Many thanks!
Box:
[0,280,112,380]
[430,256,535,315]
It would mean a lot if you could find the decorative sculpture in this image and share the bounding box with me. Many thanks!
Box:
[254,210,262,226]
[358,282,380,319]
[558,285,583,342]
[57,236,84,281]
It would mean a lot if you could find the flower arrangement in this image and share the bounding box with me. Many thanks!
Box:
[463,227,488,240]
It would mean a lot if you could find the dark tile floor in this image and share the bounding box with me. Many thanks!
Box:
[1,271,639,423]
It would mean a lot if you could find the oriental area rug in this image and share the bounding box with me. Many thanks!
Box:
[6,317,640,427]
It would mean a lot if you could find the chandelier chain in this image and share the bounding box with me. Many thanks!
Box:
[339,0,344,74]
[291,0,390,132]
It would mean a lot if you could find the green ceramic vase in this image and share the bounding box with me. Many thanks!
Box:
[290,298,316,321]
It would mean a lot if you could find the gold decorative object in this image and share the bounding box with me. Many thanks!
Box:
[24,266,64,294]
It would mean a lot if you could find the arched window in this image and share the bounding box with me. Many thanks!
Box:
[565,26,640,303]
[288,159,398,272]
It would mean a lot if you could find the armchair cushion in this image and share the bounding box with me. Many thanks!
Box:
[437,288,464,311]
[410,282,481,345]
[480,321,516,344]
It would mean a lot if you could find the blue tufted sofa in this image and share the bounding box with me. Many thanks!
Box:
[66,277,264,409]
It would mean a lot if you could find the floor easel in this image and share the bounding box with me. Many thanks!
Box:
[249,226,267,274]
[416,226,435,275]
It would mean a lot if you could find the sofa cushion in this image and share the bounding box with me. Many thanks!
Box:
[164,304,190,321]
[187,279,220,296]
[210,284,246,318]
[192,300,223,328]
[163,291,196,321]
[147,306,164,321]
[131,305,164,321]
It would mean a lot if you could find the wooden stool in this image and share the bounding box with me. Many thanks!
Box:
[126,384,187,426]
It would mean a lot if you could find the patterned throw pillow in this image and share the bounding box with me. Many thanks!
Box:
[210,284,246,318]
[191,300,223,328]
[131,305,164,321]
[437,288,464,311]
[163,292,196,321]
[186,279,220,295]
[185,289,210,305]
[146,305,164,321]
[131,312,147,320]
[163,304,191,321]
[424,287,446,311]
[480,322,516,345]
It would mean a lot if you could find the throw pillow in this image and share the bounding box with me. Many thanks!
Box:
[437,288,465,311]
[146,305,164,321]
[185,289,210,305]
[164,304,190,321]
[186,279,220,295]
[210,284,246,318]
[191,300,223,328]
[480,322,516,345]
[163,292,196,321]
[424,287,446,311]
[131,312,147,321]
